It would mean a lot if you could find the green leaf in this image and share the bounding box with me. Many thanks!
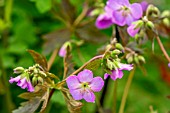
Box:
[75,23,109,43]
[43,28,71,55]
[61,0,76,24]
[13,97,41,113]
[27,50,48,71]
[84,57,102,71]
[33,0,52,13]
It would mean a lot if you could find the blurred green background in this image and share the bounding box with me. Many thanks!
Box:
[0,0,170,113]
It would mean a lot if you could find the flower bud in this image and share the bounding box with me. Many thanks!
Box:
[146,21,155,30]
[161,10,170,18]
[13,67,24,74]
[134,55,139,64]
[127,56,133,63]
[146,5,160,21]
[39,71,47,77]
[111,49,121,56]
[38,76,43,84]
[138,55,145,63]
[115,43,124,50]
[32,76,38,86]
[163,18,170,27]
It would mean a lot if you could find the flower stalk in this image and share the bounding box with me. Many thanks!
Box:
[118,66,136,113]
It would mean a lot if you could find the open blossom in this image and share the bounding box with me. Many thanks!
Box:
[106,0,143,26]
[95,6,113,29]
[9,75,34,92]
[104,63,133,80]
[66,69,104,103]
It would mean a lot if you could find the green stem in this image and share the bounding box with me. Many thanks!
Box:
[118,66,136,113]
[4,0,13,24]
[112,80,118,113]
[155,35,170,63]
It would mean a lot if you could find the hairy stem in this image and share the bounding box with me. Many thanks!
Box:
[70,55,103,75]
[155,35,170,62]
[118,67,136,113]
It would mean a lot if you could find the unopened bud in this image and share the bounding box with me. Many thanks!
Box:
[38,77,43,84]
[111,49,121,56]
[146,5,160,20]
[115,43,124,50]
[163,18,170,27]
[39,71,47,77]
[146,21,155,30]
[107,59,114,70]
[138,55,145,63]
[32,76,38,86]
[161,10,170,18]
[134,20,144,29]
[127,56,133,63]
[13,67,24,74]
[134,56,139,64]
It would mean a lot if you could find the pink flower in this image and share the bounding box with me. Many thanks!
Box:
[168,63,170,68]
[59,44,67,57]
[127,24,140,37]
[9,76,34,92]
[140,1,148,11]
[66,69,104,103]
[104,63,133,80]
[106,0,143,26]
[95,6,113,29]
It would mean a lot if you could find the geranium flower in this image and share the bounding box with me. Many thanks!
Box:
[104,63,133,80]
[95,6,113,29]
[66,69,104,103]
[106,0,143,26]
[127,24,140,37]
[9,75,34,92]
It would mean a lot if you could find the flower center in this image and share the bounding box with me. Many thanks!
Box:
[121,6,131,17]
[81,82,89,88]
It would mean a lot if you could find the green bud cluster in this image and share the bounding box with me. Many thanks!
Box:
[102,43,124,72]
[126,53,145,65]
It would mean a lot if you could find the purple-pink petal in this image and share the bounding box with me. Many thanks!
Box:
[66,75,81,89]
[95,13,113,29]
[168,63,170,68]
[59,45,66,57]
[110,69,123,80]
[83,89,95,103]
[77,69,93,83]
[90,77,104,92]
[9,76,21,83]
[140,1,148,11]
[104,73,109,79]
[17,77,27,88]
[113,10,126,26]
[125,14,134,26]
[127,24,140,37]
[70,89,83,100]
[119,63,133,71]
[27,81,34,92]
[130,3,143,19]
